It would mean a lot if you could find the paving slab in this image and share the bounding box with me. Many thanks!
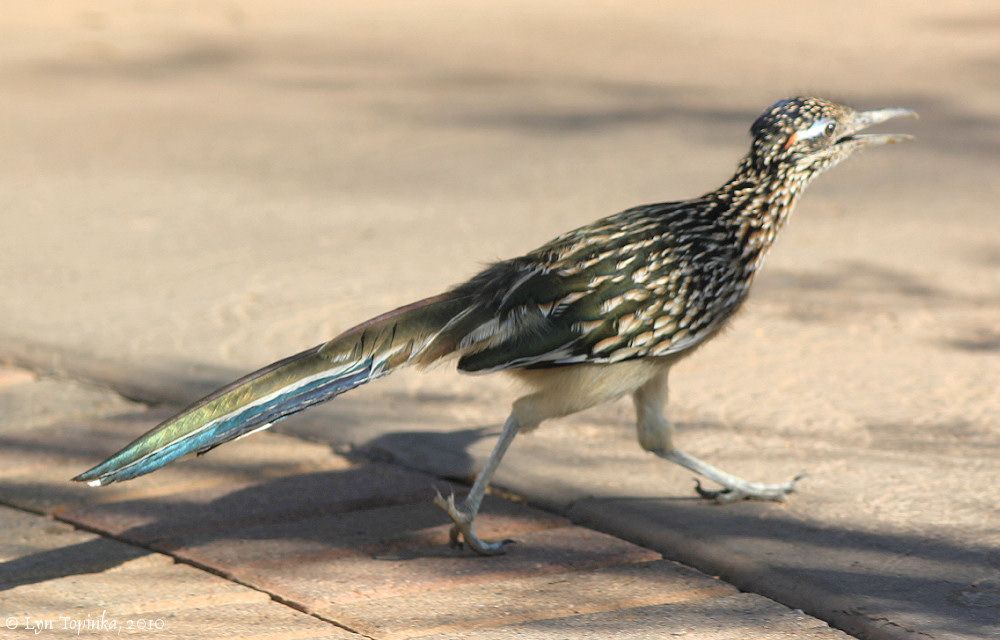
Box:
[144,603,353,640]
[486,414,1000,640]
[0,506,356,640]
[58,462,443,546]
[10,349,993,640]
[330,398,1000,640]
[0,506,147,589]
[0,406,357,515]
[568,499,1000,640]
[0,369,853,639]
[321,560,734,640]
[0,374,138,432]
[236,526,660,610]
[414,593,853,640]
[174,496,569,568]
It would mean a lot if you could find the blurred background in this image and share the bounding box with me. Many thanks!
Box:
[1,1,997,439]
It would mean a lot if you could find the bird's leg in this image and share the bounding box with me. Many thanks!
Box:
[433,413,521,555]
[633,370,803,503]
[661,449,804,503]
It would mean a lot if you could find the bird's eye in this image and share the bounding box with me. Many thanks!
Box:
[824,122,837,137]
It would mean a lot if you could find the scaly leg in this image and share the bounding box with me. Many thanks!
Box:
[663,449,804,502]
[633,370,803,503]
[433,413,521,555]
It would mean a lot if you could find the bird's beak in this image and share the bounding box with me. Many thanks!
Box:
[837,107,918,147]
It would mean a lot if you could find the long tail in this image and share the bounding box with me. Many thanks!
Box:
[74,293,477,486]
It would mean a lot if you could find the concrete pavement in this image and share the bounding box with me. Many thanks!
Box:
[1,2,998,639]
[0,365,853,639]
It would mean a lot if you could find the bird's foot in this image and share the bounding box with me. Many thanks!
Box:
[694,473,805,504]
[432,490,514,556]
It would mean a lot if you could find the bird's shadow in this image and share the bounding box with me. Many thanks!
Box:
[0,466,483,592]
[0,421,505,596]
[1,415,997,638]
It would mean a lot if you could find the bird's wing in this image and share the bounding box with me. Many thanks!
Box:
[454,203,740,373]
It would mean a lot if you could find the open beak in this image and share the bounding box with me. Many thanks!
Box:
[837,107,917,147]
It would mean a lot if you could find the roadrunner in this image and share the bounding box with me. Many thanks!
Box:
[77,97,914,555]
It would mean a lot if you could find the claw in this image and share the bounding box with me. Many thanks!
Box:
[693,478,730,500]
[448,524,462,549]
[693,473,804,504]
[432,489,513,556]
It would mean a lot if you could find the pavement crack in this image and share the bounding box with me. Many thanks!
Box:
[12,507,371,638]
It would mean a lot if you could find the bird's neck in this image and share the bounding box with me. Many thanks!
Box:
[716,156,814,271]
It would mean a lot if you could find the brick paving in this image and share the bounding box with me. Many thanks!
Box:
[0,366,852,639]
[0,507,352,639]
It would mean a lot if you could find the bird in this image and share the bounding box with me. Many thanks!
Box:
[75,97,915,556]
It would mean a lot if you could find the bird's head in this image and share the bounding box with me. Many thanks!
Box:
[748,97,916,177]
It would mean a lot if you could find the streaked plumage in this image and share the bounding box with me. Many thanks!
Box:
[76,97,914,555]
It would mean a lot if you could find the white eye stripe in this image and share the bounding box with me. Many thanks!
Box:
[797,118,833,141]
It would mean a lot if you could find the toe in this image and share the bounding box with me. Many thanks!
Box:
[468,537,513,556]
[448,524,462,548]
[693,478,728,500]
[713,489,747,504]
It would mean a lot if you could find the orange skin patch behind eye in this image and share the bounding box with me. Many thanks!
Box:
[783,132,798,149]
